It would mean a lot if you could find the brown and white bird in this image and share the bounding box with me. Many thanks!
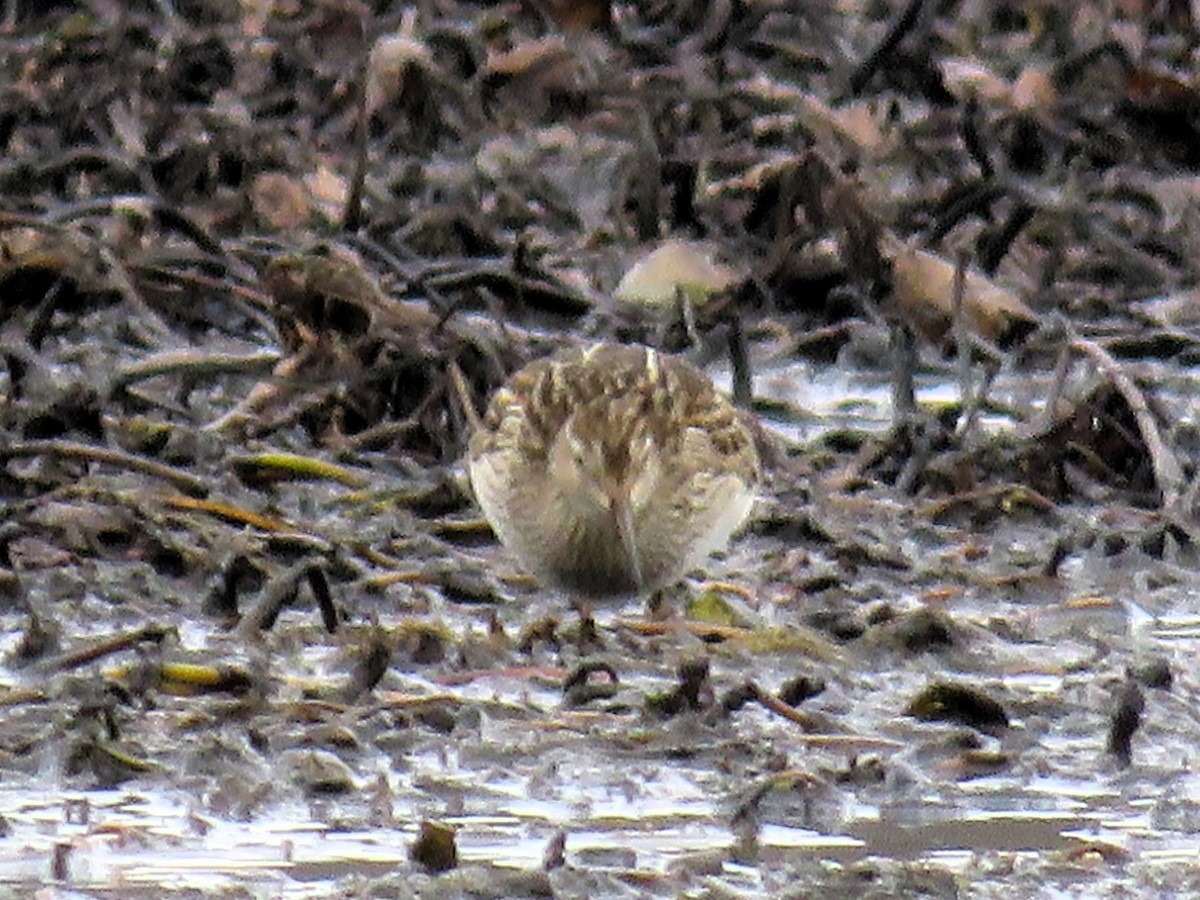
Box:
[467,343,760,599]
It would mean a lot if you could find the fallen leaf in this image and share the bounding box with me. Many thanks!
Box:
[614,240,739,308]
[890,243,1037,345]
[250,172,311,230]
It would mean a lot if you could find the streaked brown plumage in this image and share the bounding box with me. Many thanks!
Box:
[467,343,759,598]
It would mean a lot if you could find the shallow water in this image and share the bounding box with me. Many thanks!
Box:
[3,354,1200,898]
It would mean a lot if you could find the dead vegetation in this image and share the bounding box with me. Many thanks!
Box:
[1,0,1199,894]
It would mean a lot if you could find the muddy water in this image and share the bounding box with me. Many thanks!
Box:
[2,357,1200,898]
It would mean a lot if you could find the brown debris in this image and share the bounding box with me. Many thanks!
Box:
[410,820,459,874]
[0,3,1196,892]
[905,682,1010,732]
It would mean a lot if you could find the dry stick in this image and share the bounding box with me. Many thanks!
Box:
[241,561,315,632]
[204,345,315,433]
[424,265,596,316]
[306,565,339,634]
[631,105,663,241]
[27,277,66,350]
[1019,335,1074,439]
[894,423,933,495]
[0,439,210,497]
[1070,336,1185,507]
[111,348,280,392]
[49,196,232,263]
[676,287,700,349]
[728,314,753,409]
[959,361,999,439]
[951,248,974,438]
[36,625,173,674]
[0,687,49,708]
[341,30,370,233]
[847,0,928,96]
[751,686,904,749]
[448,360,484,433]
[342,418,422,452]
[130,263,277,321]
[890,321,917,424]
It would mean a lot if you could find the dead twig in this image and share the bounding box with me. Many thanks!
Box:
[1071,336,1185,507]
[749,685,904,750]
[112,348,280,392]
[890,321,917,424]
[728,314,753,409]
[846,0,929,97]
[35,625,174,674]
[0,439,211,497]
[1019,334,1074,438]
[951,247,980,440]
